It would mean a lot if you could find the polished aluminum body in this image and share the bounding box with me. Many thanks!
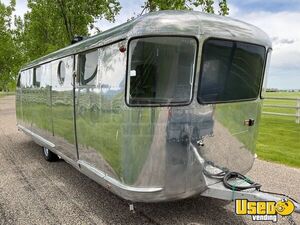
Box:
[16,11,272,202]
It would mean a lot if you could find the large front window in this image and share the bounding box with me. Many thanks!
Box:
[198,39,266,103]
[127,37,197,105]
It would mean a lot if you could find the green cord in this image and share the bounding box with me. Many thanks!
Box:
[232,185,236,200]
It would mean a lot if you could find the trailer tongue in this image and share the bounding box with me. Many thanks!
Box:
[190,144,300,218]
[201,180,300,214]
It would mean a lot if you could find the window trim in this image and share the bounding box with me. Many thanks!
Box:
[197,37,268,105]
[125,35,199,107]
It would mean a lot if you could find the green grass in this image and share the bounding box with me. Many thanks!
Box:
[264,91,300,98]
[257,92,300,168]
[0,92,15,97]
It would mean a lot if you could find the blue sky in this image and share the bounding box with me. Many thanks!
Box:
[230,0,300,12]
[3,0,300,90]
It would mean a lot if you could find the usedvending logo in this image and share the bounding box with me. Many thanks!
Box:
[235,199,295,222]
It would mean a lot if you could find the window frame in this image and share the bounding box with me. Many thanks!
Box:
[125,35,199,107]
[197,37,268,105]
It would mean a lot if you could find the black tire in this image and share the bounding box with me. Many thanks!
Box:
[42,146,59,162]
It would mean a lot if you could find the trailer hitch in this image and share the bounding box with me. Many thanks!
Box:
[201,181,300,214]
[201,181,299,224]
[189,143,300,221]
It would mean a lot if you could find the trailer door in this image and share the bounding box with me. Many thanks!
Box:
[74,49,104,169]
[51,55,78,161]
[74,44,127,180]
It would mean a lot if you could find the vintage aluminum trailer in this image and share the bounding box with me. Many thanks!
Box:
[16,10,299,211]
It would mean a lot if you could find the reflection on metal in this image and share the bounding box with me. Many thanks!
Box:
[15,11,272,202]
[18,125,55,148]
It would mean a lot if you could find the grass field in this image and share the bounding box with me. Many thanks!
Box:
[257,92,300,168]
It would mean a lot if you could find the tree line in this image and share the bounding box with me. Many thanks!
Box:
[0,0,228,91]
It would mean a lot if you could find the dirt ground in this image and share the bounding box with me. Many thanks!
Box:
[0,95,299,225]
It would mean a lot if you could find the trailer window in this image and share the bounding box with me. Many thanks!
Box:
[198,39,266,104]
[58,61,66,85]
[79,50,98,86]
[33,66,41,88]
[127,37,197,105]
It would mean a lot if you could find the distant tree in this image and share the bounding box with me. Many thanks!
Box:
[141,0,229,15]
[0,0,21,91]
[0,0,121,90]
[22,0,121,60]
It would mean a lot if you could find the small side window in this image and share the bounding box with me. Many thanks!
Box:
[33,67,41,88]
[27,69,33,88]
[78,50,98,86]
[58,61,66,85]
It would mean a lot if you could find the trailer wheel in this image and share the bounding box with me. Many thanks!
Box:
[42,147,59,162]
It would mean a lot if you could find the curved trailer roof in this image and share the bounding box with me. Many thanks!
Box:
[22,10,272,70]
